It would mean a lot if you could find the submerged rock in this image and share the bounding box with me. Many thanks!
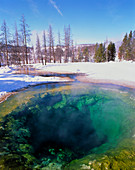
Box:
[64,139,135,169]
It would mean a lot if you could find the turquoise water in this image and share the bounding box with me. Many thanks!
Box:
[0,83,135,169]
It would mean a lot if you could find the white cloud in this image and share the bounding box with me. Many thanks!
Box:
[49,0,63,16]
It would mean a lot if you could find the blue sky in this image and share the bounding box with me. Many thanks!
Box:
[0,0,135,45]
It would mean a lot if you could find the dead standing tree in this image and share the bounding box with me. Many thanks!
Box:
[0,20,10,66]
[43,30,47,65]
[20,15,31,65]
[48,25,55,63]
[0,42,2,67]
[55,31,63,63]
[71,40,75,62]
[36,33,43,64]
[64,25,71,63]
[12,22,21,65]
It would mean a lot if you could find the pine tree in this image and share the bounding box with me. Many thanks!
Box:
[83,47,89,62]
[132,30,135,60]
[94,43,106,62]
[118,33,128,60]
[126,31,133,60]
[107,42,116,61]
[78,47,83,62]
[118,46,123,61]
[118,31,135,61]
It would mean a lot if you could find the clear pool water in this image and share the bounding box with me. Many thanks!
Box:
[0,83,135,169]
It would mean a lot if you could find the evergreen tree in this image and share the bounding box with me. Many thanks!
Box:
[118,31,135,61]
[132,30,135,59]
[94,43,106,62]
[118,33,128,60]
[83,48,89,62]
[78,47,83,62]
[126,31,133,60]
[107,42,116,61]
[118,46,123,61]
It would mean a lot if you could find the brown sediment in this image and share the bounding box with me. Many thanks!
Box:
[76,75,135,89]
[13,66,135,89]
[12,69,54,76]
[57,77,74,82]
[0,92,18,104]
[12,68,76,76]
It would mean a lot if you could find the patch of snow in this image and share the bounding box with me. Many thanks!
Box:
[0,66,11,74]
[0,66,70,96]
[32,61,135,83]
[0,61,135,100]
[0,91,7,97]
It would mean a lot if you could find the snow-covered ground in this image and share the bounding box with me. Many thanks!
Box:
[0,66,72,99]
[0,61,135,101]
[33,61,135,83]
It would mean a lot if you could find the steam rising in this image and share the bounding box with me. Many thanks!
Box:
[28,93,106,154]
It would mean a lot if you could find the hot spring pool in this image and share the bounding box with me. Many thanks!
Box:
[0,83,135,169]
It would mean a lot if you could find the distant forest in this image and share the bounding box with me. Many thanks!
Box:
[0,15,134,67]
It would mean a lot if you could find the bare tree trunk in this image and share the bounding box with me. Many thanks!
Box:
[36,34,42,64]
[64,25,71,63]
[43,30,47,65]
[58,31,62,63]
[52,41,55,63]
[20,15,31,65]
[14,23,21,65]
[1,20,10,66]
[71,40,74,62]
[48,25,55,63]
[48,25,52,63]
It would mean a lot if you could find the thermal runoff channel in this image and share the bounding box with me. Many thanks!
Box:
[0,83,135,169]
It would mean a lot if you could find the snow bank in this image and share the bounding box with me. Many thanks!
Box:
[0,73,70,94]
[0,66,11,74]
[0,75,62,83]
[0,61,135,101]
[0,91,6,97]
[32,61,135,87]
[0,66,71,100]
[33,61,135,80]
